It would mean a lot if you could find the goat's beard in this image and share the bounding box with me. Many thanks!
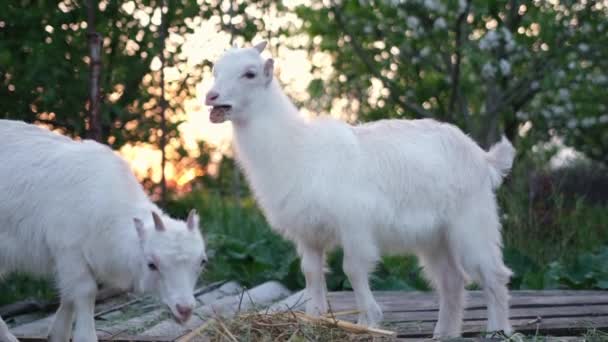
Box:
[210,106,230,123]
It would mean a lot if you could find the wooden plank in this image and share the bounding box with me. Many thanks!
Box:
[351,304,608,323]
[14,335,176,341]
[103,282,242,338]
[277,290,608,338]
[325,291,608,312]
[388,315,608,337]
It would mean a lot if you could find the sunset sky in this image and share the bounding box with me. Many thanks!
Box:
[116,0,355,189]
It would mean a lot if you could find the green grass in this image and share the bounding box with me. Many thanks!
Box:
[0,274,56,306]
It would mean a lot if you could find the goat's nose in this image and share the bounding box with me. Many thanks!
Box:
[176,304,193,321]
[205,91,219,105]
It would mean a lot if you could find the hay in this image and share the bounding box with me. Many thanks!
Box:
[178,310,397,342]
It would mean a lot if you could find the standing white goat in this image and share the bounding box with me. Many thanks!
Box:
[0,120,207,342]
[205,42,515,338]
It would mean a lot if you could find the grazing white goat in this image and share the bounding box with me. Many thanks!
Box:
[0,120,207,342]
[205,42,515,338]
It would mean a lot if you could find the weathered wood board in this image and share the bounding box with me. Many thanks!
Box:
[274,290,608,338]
[5,289,608,340]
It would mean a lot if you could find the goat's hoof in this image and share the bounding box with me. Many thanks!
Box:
[432,332,461,340]
[356,304,383,327]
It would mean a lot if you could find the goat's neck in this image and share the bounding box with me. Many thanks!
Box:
[232,81,308,168]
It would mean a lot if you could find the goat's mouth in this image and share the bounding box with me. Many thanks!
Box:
[209,105,231,123]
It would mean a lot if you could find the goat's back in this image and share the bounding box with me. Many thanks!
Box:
[0,120,146,275]
[355,119,492,194]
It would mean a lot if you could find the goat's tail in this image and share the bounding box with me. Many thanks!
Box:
[485,135,516,189]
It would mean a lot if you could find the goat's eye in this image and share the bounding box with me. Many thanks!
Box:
[147,262,158,271]
[243,71,256,79]
[200,258,208,267]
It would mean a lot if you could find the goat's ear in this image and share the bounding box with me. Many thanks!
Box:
[186,209,199,231]
[134,218,145,240]
[253,41,267,53]
[151,211,166,232]
[264,58,274,85]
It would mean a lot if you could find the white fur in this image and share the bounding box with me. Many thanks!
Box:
[206,43,515,338]
[0,120,207,342]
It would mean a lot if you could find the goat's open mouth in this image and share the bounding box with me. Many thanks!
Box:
[209,105,231,123]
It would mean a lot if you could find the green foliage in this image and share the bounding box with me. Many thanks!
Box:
[0,274,56,306]
[507,246,608,290]
[297,0,608,155]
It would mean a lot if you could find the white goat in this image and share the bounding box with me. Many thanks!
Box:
[0,120,207,342]
[205,42,515,338]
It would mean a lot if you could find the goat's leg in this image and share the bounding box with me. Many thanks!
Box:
[0,315,19,342]
[298,243,328,315]
[419,237,466,338]
[55,257,98,342]
[71,276,98,342]
[47,300,75,342]
[451,208,513,336]
[342,243,382,327]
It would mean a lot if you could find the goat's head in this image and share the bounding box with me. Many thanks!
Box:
[206,41,274,124]
[133,209,206,324]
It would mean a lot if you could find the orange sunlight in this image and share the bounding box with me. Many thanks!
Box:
[116,3,339,192]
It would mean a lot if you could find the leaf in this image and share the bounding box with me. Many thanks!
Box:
[307,79,324,99]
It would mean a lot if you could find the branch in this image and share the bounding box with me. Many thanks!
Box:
[331,5,432,118]
[448,0,471,117]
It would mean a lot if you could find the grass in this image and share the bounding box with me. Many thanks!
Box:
[0,274,56,307]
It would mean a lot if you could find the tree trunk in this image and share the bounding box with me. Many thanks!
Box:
[86,0,102,142]
[483,80,501,149]
[158,0,168,205]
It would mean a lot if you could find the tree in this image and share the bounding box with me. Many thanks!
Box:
[0,0,200,148]
[86,0,103,142]
[297,0,608,161]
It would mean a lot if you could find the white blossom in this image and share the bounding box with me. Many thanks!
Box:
[499,59,511,75]
[567,119,577,129]
[552,106,565,115]
[581,23,592,33]
[482,62,496,78]
[458,0,467,13]
[433,17,447,30]
[420,46,431,57]
[558,88,570,100]
[406,16,420,30]
[578,43,590,53]
[423,0,445,12]
[592,74,607,84]
[479,30,500,50]
[581,117,596,128]
[516,111,528,120]
[599,115,608,124]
